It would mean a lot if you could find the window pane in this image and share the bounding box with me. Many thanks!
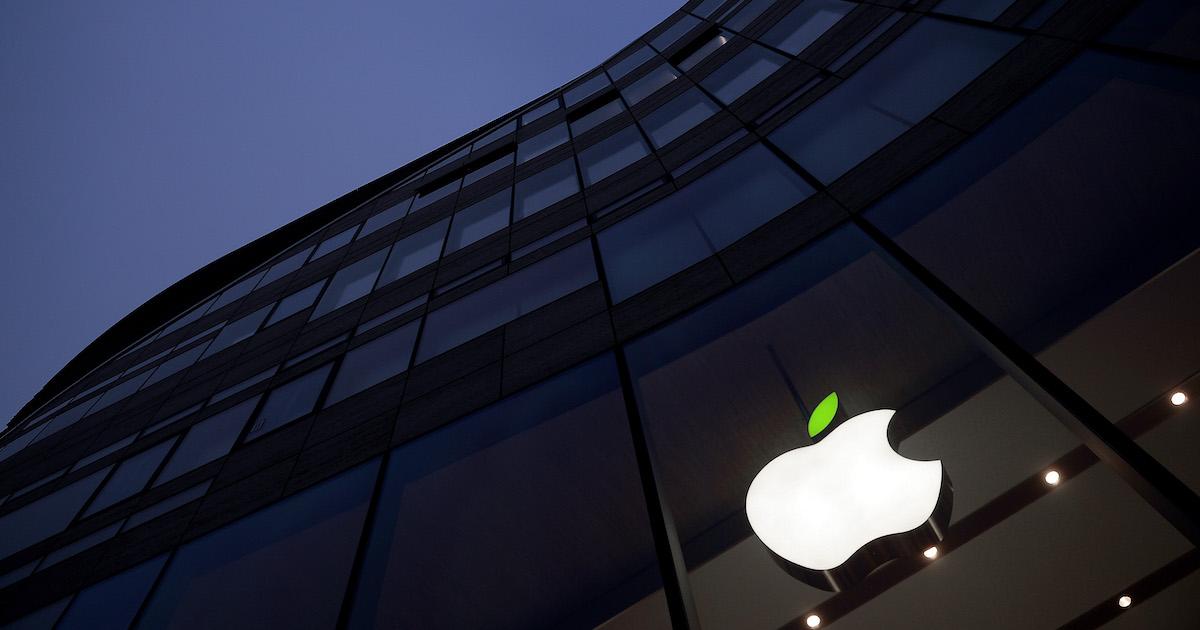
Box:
[679,31,730,71]
[514,158,579,220]
[446,188,510,253]
[692,0,728,17]
[145,339,212,386]
[934,0,1012,21]
[598,143,814,301]
[311,249,389,319]
[416,241,597,362]
[725,0,774,31]
[608,45,655,80]
[136,460,379,629]
[569,97,626,136]
[153,397,259,486]
[348,356,670,629]
[642,87,719,148]
[564,73,611,107]
[259,246,314,286]
[411,177,462,212]
[56,554,168,630]
[701,43,786,104]
[246,363,334,439]
[761,0,854,54]
[88,370,152,414]
[620,63,678,105]
[521,98,560,125]
[325,321,421,407]
[377,219,450,286]
[201,304,272,359]
[517,123,569,164]
[358,198,412,238]
[462,151,514,186]
[652,14,702,51]
[0,468,109,559]
[473,119,516,150]
[578,125,651,186]
[769,18,1020,182]
[160,295,217,337]
[265,279,325,327]
[311,225,358,260]
[208,269,266,312]
[83,439,176,516]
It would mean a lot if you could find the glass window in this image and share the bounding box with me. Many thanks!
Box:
[462,151,514,186]
[446,188,510,254]
[411,177,463,213]
[159,295,217,336]
[153,396,259,486]
[642,87,720,148]
[701,42,787,104]
[514,158,579,220]
[0,468,109,559]
[427,145,469,172]
[358,198,412,238]
[608,45,655,80]
[679,31,730,70]
[1101,0,1200,61]
[569,96,626,136]
[578,125,651,186]
[310,249,389,319]
[246,363,334,439]
[934,0,1012,21]
[377,219,450,286]
[347,356,669,629]
[259,246,314,286]
[39,521,122,568]
[761,0,854,54]
[283,333,350,369]
[517,122,569,164]
[265,279,325,326]
[10,468,68,500]
[693,0,728,18]
[416,241,597,362]
[88,370,152,414]
[71,434,136,472]
[136,460,379,629]
[3,599,70,629]
[208,269,267,312]
[473,119,517,150]
[652,14,702,51]
[311,225,358,260]
[725,0,774,31]
[324,321,421,407]
[144,338,212,386]
[769,18,1020,183]
[620,63,679,105]
[82,439,176,516]
[521,98,560,125]
[210,367,277,405]
[564,73,611,107]
[125,480,212,530]
[598,143,814,301]
[200,304,273,359]
[55,555,168,630]
[357,296,426,334]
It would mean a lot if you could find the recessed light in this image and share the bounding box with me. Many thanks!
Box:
[1044,470,1061,486]
[923,546,939,559]
[1170,391,1187,406]
[1118,595,1132,608]
[806,614,822,628]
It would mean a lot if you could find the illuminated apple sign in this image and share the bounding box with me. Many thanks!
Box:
[746,392,952,591]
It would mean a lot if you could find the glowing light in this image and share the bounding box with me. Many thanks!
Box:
[923,546,939,559]
[1044,470,1061,486]
[746,409,943,571]
[1170,391,1187,406]
[1118,595,1132,608]
[806,614,822,628]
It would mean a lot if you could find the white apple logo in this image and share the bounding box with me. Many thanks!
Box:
[746,392,952,590]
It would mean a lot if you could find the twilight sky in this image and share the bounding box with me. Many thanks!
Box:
[0,0,679,427]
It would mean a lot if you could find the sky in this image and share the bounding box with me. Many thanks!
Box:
[0,0,680,427]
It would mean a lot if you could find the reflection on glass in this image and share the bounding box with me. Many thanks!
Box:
[578,125,651,185]
[761,0,854,55]
[701,43,787,104]
[642,87,719,148]
[514,158,579,220]
[446,188,510,253]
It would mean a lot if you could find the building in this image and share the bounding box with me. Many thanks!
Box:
[1,0,1198,627]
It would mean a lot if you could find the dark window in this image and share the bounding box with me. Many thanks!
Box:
[514,158,579,220]
[569,96,626,136]
[725,0,774,31]
[411,177,463,212]
[446,188,510,253]
[311,249,389,319]
[377,219,450,286]
[769,18,1020,182]
[0,467,109,559]
[642,87,719,148]
[598,143,813,301]
[652,14,702,51]
[700,42,786,104]
[246,363,334,439]
[311,225,358,260]
[416,241,596,362]
[934,0,1012,21]
[55,555,168,630]
[87,370,152,414]
[159,295,217,336]
[144,338,212,386]
[153,396,259,486]
[473,119,517,150]
[621,63,679,105]
[265,279,325,326]
[259,246,314,286]
[135,460,379,629]
[462,151,514,186]
[761,0,854,54]
[82,439,176,516]
[608,45,655,80]
[564,73,611,107]
[209,269,267,312]
[521,98,561,125]
[578,125,651,185]
[201,304,272,359]
[358,198,412,238]
[324,321,421,407]
[692,0,727,18]
[517,123,569,164]
[348,356,669,629]
[678,31,729,70]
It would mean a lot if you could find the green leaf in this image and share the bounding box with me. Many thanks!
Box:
[808,392,838,437]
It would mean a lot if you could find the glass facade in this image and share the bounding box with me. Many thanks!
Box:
[2,1,1198,628]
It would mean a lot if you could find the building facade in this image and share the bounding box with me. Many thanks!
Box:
[1,0,1198,627]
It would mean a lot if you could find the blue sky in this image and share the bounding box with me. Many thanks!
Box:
[0,0,679,426]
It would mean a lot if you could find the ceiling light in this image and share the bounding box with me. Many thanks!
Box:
[1044,470,1061,486]
[806,614,822,628]
[1118,595,1132,608]
[1170,391,1187,406]
[923,546,939,559]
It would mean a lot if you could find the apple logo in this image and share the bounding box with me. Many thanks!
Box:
[745,392,952,591]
